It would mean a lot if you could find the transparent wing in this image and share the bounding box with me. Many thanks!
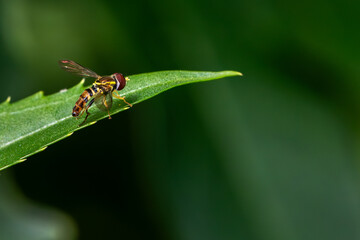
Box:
[59,60,100,78]
[94,92,113,112]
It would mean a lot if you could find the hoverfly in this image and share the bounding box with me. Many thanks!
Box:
[59,60,132,126]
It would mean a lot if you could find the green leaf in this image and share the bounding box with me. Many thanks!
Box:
[0,70,241,171]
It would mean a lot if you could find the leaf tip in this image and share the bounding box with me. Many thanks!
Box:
[18,158,27,163]
[225,71,242,76]
[39,146,48,152]
[0,158,28,171]
[217,70,243,78]
[73,78,86,88]
[0,96,11,106]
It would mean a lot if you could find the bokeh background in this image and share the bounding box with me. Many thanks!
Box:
[1,0,360,239]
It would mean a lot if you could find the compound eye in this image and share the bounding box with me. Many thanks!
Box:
[114,73,126,90]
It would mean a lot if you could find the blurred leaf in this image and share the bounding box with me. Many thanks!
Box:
[0,70,241,171]
[193,77,360,240]
[0,174,77,240]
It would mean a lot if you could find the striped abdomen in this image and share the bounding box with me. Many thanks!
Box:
[72,85,98,117]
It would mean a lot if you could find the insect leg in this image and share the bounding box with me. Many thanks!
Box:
[113,90,132,107]
[77,109,86,119]
[79,98,95,126]
[103,97,112,119]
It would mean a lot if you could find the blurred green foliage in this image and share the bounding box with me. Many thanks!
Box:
[0,0,360,239]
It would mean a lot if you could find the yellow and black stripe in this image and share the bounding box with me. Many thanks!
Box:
[72,85,99,117]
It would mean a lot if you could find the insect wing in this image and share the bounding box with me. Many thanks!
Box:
[59,60,100,78]
[94,93,113,112]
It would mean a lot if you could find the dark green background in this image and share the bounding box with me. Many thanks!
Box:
[1,0,360,239]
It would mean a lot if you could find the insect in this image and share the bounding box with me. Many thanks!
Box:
[59,60,132,126]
